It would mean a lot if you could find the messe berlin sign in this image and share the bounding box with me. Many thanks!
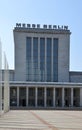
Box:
[16,23,68,30]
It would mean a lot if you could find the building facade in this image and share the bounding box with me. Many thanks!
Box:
[14,24,70,82]
[7,23,82,108]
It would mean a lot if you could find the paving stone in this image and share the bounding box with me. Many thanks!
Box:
[0,110,82,130]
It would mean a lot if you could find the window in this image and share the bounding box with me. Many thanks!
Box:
[53,38,58,82]
[40,38,45,81]
[26,37,32,81]
[46,38,52,82]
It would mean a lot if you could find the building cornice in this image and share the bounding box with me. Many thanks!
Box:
[14,27,71,35]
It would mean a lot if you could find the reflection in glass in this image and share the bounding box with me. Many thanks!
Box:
[10,88,17,106]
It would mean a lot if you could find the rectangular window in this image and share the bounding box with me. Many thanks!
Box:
[53,38,58,82]
[47,38,52,82]
[26,37,32,81]
[40,38,45,81]
[33,37,38,81]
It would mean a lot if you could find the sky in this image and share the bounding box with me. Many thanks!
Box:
[0,0,82,71]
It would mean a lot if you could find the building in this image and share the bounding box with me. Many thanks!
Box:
[6,23,82,108]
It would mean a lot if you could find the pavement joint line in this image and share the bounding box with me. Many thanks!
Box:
[30,110,58,130]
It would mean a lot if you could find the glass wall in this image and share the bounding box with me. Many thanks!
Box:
[26,37,58,82]
[19,88,26,106]
[28,88,35,106]
[10,87,17,106]
[37,88,44,106]
[64,88,71,107]
[47,88,53,106]
[73,88,80,107]
[55,88,62,107]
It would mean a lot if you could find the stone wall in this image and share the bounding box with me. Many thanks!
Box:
[69,71,82,83]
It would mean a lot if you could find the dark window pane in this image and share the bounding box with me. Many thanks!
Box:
[40,38,45,81]
[53,38,58,82]
[46,38,52,82]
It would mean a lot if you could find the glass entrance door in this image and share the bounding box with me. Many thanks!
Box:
[19,88,26,107]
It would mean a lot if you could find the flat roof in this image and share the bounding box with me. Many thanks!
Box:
[14,27,71,35]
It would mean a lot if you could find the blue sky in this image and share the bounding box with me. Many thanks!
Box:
[0,0,82,71]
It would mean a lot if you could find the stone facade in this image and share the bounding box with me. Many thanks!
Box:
[69,72,82,83]
[14,27,70,82]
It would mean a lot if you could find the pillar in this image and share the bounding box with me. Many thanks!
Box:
[17,87,19,107]
[62,87,64,107]
[35,87,37,107]
[80,88,82,107]
[71,87,73,107]
[0,40,2,115]
[0,83,2,115]
[44,87,47,107]
[53,87,55,107]
[4,54,10,113]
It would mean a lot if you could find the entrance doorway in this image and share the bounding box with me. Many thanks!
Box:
[28,88,35,106]
[19,88,26,107]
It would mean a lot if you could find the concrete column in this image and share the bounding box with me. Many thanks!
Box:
[26,87,28,107]
[35,87,37,107]
[53,87,55,107]
[62,87,64,107]
[71,88,73,107]
[0,41,2,115]
[4,54,9,113]
[44,87,47,107]
[80,88,82,107]
[17,87,19,107]
[0,83,2,115]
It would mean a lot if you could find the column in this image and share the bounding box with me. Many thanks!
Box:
[62,87,64,107]
[80,88,82,107]
[71,87,73,107]
[4,54,9,113]
[17,87,19,107]
[0,82,2,115]
[35,87,37,107]
[0,69,2,114]
[44,87,47,107]
[53,87,55,107]
[0,41,2,114]
[26,87,28,107]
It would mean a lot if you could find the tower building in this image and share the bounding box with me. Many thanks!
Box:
[4,23,82,108]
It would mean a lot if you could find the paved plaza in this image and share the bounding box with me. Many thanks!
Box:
[0,110,82,130]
